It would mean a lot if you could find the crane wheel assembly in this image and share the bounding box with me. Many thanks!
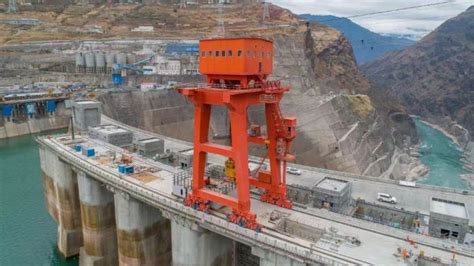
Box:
[179,38,297,231]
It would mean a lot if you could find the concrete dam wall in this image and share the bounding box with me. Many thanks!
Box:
[0,101,71,139]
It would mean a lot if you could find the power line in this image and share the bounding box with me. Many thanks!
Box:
[316,1,455,23]
[304,1,455,48]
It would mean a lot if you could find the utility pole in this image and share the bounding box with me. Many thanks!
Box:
[70,116,75,140]
[8,0,18,13]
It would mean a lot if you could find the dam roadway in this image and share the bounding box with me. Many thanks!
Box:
[36,117,474,266]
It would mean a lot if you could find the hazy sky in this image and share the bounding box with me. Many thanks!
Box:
[271,0,473,38]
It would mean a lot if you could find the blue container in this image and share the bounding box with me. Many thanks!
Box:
[86,148,95,157]
[125,166,134,174]
[2,105,13,117]
[118,164,126,174]
[165,43,199,55]
[26,103,36,115]
[47,100,56,113]
[75,144,82,152]
[112,73,123,86]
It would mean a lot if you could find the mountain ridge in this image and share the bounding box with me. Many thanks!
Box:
[300,14,415,64]
[361,6,473,147]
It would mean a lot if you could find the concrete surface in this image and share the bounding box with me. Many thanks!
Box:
[171,220,233,266]
[77,172,118,265]
[39,147,83,257]
[252,246,306,266]
[114,193,171,265]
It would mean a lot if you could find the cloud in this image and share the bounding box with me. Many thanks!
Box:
[271,0,473,39]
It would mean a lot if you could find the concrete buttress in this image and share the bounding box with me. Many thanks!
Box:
[252,246,308,266]
[114,193,172,265]
[39,147,83,257]
[77,172,118,265]
[171,220,233,266]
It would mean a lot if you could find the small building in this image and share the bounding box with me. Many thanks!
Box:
[142,66,157,75]
[164,43,199,56]
[429,198,470,242]
[140,83,157,92]
[73,101,101,132]
[0,19,41,26]
[155,56,182,75]
[176,148,193,168]
[89,124,133,148]
[181,55,199,75]
[131,26,154,32]
[287,185,313,205]
[134,137,164,157]
[312,177,352,213]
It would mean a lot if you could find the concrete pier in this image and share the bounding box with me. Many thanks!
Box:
[39,148,83,257]
[252,247,308,266]
[171,220,233,266]
[77,172,118,265]
[114,194,171,265]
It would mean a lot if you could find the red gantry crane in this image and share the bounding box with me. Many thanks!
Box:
[179,38,296,231]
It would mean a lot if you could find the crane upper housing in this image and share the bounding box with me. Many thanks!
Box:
[199,38,273,86]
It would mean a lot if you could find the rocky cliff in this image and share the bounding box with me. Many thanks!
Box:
[300,14,415,65]
[362,6,473,148]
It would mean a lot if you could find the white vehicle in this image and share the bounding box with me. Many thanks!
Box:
[377,193,397,204]
[286,167,302,175]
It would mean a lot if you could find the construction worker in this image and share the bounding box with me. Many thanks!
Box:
[402,248,408,258]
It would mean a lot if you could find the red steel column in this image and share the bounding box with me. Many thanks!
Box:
[192,103,211,191]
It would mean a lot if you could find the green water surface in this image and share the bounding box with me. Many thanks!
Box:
[0,133,78,266]
[414,118,470,189]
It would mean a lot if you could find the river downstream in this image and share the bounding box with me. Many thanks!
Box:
[414,118,470,190]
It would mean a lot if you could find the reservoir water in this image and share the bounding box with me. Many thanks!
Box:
[0,120,470,264]
[414,118,470,189]
[0,133,78,266]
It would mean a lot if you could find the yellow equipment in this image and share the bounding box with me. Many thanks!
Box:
[224,158,236,182]
[87,92,96,99]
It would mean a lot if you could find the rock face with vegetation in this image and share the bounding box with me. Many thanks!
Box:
[362,6,473,147]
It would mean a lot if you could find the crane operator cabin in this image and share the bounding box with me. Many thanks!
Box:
[199,38,273,87]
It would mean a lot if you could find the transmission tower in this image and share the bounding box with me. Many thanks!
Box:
[215,2,225,37]
[8,0,17,13]
[262,1,270,21]
[180,0,186,9]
